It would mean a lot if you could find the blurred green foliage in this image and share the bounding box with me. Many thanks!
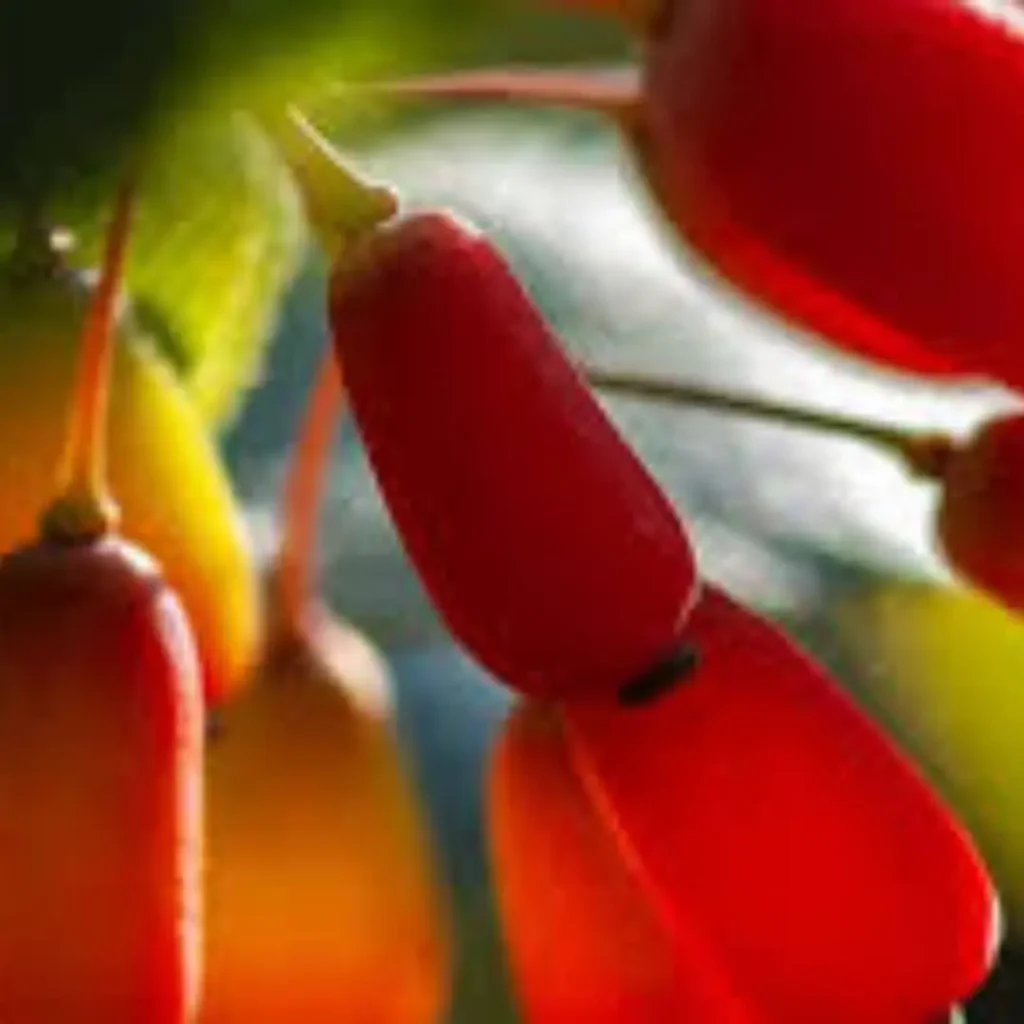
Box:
[73,115,305,425]
[0,0,629,427]
[0,0,627,211]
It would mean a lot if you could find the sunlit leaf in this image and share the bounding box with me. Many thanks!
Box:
[69,114,305,427]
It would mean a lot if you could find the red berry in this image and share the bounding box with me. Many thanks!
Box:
[329,210,697,700]
[936,412,1024,612]
[0,535,202,1022]
[489,700,758,1022]
[563,585,998,1022]
[636,0,1024,385]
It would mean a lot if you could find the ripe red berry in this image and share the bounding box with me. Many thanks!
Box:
[0,183,204,1021]
[563,586,998,1022]
[329,210,697,700]
[936,412,1024,613]
[370,1,1024,386]
[489,700,757,1022]
[634,0,1024,385]
[0,535,203,1022]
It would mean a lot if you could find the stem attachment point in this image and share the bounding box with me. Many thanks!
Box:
[43,177,136,542]
[261,107,398,256]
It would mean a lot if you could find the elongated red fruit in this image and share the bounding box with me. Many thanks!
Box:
[0,536,202,1021]
[635,0,1024,386]
[0,179,203,1022]
[489,701,759,1023]
[329,210,697,699]
[370,0,1024,387]
[563,586,998,1023]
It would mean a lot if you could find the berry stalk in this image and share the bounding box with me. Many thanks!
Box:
[338,66,641,119]
[44,179,136,540]
[274,347,343,636]
[585,365,957,480]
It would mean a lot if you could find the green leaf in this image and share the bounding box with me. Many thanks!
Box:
[0,2,628,426]
[0,0,627,212]
[69,113,306,428]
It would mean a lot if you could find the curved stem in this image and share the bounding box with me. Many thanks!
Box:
[259,107,398,257]
[337,65,642,120]
[275,347,344,636]
[43,178,136,541]
[584,365,957,480]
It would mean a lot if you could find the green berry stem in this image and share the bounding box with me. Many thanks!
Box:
[275,346,343,637]
[584,365,957,480]
[260,107,398,257]
[43,177,137,542]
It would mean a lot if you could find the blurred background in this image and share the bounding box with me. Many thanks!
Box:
[4,0,1024,1019]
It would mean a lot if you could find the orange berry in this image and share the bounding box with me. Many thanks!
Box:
[202,600,450,1023]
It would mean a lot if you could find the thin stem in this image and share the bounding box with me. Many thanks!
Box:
[43,178,136,541]
[584,365,957,480]
[259,107,398,257]
[275,347,344,636]
[338,65,642,119]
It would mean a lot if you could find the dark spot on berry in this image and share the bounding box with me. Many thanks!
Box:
[618,642,699,707]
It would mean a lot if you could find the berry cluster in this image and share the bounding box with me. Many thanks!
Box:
[1,0,1022,1019]
[321,149,997,1022]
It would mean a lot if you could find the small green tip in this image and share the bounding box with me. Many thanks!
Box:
[260,106,398,256]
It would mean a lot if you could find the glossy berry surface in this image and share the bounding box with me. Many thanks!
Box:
[636,0,1024,385]
[330,210,696,699]
[0,534,203,1022]
[563,586,998,1023]
[489,700,756,1022]
[937,413,1024,612]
